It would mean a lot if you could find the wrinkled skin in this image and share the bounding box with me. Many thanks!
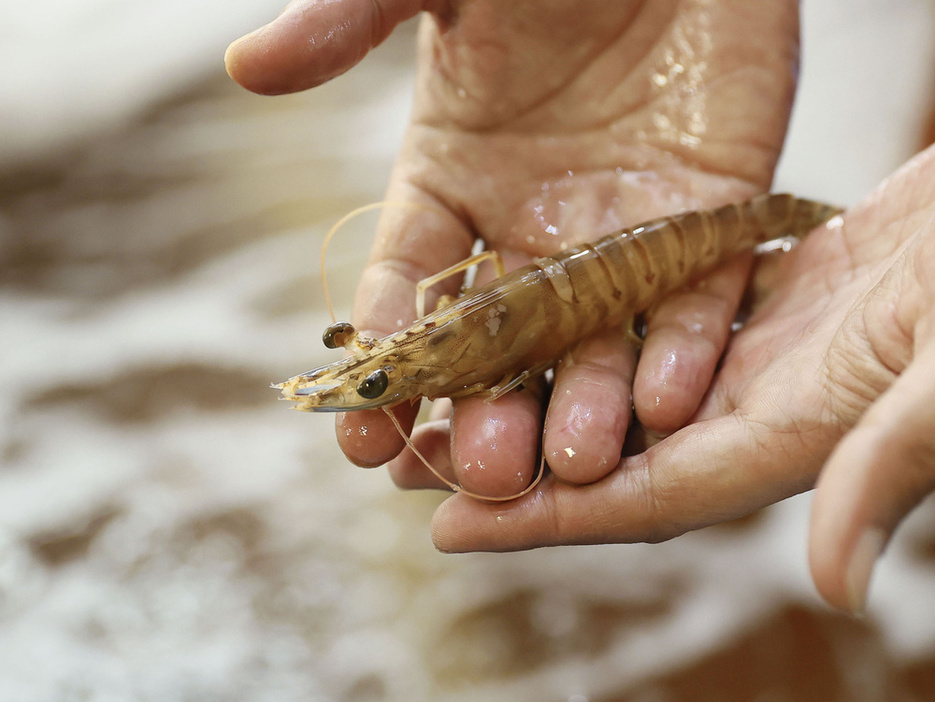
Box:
[228,0,799,489]
[229,0,935,612]
[428,147,935,615]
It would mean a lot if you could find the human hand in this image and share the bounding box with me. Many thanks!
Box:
[429,145,935,614]
[226,0,800,492]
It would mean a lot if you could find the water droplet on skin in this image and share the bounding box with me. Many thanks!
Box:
[688,111,707,135]
[679,133,702,148]
[525,234,536,245]
[359,425,368,436]
[653,113,672,131]
[657,350,678,387]
[563,447,576,458]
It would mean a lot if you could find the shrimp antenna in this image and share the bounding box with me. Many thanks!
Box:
[382,406,546,503]
[320,201,446,323]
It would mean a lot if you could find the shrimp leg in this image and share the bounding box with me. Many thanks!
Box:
[415,250,505,318]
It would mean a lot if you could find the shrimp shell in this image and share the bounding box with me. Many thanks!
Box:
[277,193,842,411]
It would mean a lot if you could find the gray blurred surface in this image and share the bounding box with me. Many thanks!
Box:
[2,4,935,701]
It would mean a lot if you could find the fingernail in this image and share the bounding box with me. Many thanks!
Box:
[846,527,886,614]
[223,39,242,73]
[225,2,293,68]
[224,26,264,68]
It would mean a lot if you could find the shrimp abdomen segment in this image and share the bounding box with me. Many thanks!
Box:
[431,194,841,397]
[540,193,841,333]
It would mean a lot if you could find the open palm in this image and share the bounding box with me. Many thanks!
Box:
[431,146,935,613]
[227,0,800,490]
[228,1,935,613]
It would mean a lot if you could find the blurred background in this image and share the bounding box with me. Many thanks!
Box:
[2,1,935,700]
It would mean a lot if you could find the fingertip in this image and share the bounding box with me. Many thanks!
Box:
[543,403,626,484]
[430,482,557,553]
[633,314,724,434]
[809,520,887,615]
[544,331,635,484]
[808,433,866,612]
[544,413,626,485]
[238,0,428,95]
[450,393,543,499]
[430,493,475,553]
[224,29,284,94]
[808,422,898,614]
[225,0,412,95]
[808,341,935,613]
[634,256,749,434]
[844,527,886,614]
[335,405,415,467]
[223,36,246,82]
[224,23,299,96]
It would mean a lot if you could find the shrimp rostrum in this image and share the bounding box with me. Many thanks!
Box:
[277,194,841,414]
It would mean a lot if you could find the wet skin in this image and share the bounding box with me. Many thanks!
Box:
[228,0,935,612]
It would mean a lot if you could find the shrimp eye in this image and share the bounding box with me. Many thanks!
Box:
[322,321,356,349]
[357,369,388,399]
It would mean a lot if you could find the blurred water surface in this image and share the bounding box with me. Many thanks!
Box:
[2,2,935,701]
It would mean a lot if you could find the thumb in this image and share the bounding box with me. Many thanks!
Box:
[809,339,935,614]
[225,0,424,95]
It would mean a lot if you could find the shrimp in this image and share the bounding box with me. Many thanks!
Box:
[277,193,842,413]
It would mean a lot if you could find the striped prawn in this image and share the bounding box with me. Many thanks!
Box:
[277,193,842,499]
